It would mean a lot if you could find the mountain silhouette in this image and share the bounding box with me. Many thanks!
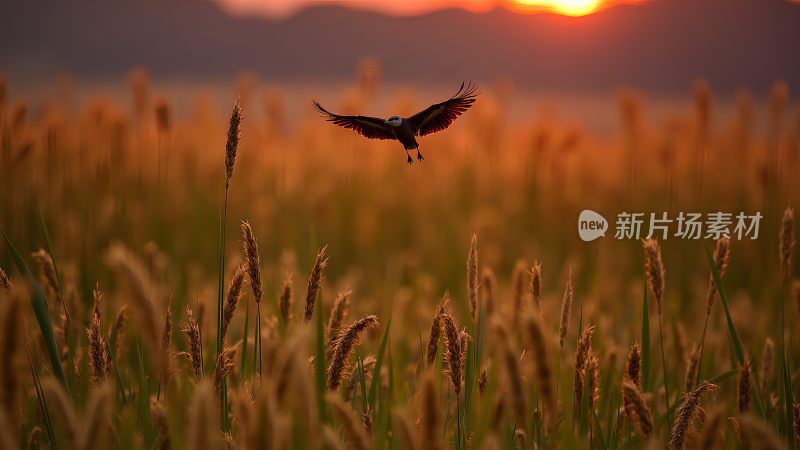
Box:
[2,0,798,93]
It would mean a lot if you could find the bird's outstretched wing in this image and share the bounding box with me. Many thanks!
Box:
[406,82,478,137]
[312,101,395,140]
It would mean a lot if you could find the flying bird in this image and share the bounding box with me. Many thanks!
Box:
[313,82,478,165]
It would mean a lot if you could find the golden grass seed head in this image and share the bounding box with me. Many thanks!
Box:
[625,342,642,387]
[530,261,542,312]
[240,221,263,304]
[669,381,717,450]
[222,264,247,341]
[279,272,294,325]
[642,238,666,315]
[225,98,242,189]
[621,378,653,440]
[327,314,379,390]
[304,245,329,321]
[467,232,479,323]
[559,267,574,349]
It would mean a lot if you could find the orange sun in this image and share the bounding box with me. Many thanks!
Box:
[514,0,604,16]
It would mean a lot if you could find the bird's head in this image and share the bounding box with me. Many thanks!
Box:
[385,115,402,127]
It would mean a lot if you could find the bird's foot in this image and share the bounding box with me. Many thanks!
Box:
[407,155,414,165]
[416,151,424,161]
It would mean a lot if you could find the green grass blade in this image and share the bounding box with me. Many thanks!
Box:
[1,226,69,389]
[368,314,392,408]
[701,240,744,364]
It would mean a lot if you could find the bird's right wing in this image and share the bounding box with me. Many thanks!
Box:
[312,101,395,140]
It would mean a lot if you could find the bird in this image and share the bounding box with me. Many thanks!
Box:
[313,82,478,165]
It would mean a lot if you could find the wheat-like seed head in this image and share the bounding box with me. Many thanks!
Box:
[683,344,700,394]
[669,381,717,450]
[467,232,479,323]
[440,312,464,397]
[0,267,11,291]
[574,325,596,418]
[559,267,574,349]
[621,378,653,440]
[705,237,730,316]
[738,359,752,414]
[327,315,379,390]
[304,245,329,321]
[642,238,665,315]
[530,261,542,313]
[760,338,775,396]
[240,221,263,304]
[625,342,642,387]
[780,207,796,283]
[181,306,203,380]
[225,98,242,189]
[279,272,294,325]
[326,288,352,360]
[222,264,247,341]
[427,294,448,366]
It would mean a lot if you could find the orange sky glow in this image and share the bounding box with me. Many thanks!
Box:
[217,0,641,18]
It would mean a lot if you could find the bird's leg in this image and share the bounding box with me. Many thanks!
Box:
[416,148,424,161]
[405,149,414,165]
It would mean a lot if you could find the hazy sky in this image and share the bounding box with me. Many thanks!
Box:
[216,0,635,17]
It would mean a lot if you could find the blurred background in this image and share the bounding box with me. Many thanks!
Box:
[1,0,800,342]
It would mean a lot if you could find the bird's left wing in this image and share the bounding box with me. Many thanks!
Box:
[313,101,395,140]
[406,82,478,137]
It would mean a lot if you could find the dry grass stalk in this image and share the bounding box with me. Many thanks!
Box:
[326,288,352,360]
[186,382,221,450]
[738,413,786,450]
[642,238,665,315]
[441,313,465,397]
[240,221,263,304]
[327,314,379,390]
[279,272,294,325]
[683,344,700,393]
[530,261,542,313]
[79,383,113,450]
[738,359,752,414]
[559,267,575,349]
[760,338,775,395]
[181,306,203,380]
[420,373,443,450]
[0,267,11,291]
[587,351,600,440]
[669,381,718,450]
[574,325,596,418]
[705,238,730,316]
[150,397,171,450]
[222,264,247,341]
[780,207,796,283]
[87,288,110,385]
[327,393,371,450]
[426,296,448,365]
[467,232,479,322]
[105,244,161,359]
[214,345,237,395]
[304,245,329,321]
[481,267,496,317]
[225,98,242,189]
[525,314,556,426]
[625,342,642,387]
[621,378,653,439]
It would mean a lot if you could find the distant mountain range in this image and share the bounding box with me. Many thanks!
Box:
[2,0,799,93]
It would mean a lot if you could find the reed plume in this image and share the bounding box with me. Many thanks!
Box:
[326,288,352,360]
[530,261,542,313]
[426,296,448,366]
[214,345,237,395]
[279,272,294,324]
[467,232,479,323]
[524,314,556,426]
[240,222,263,304]
[221,264,247,341]
[625,342,642,387]
[780,207,795,283]
[559,267,574,349]
[327,314,379,390]
[669,381,717,450]
[621,378,653,439]
[181,306,203,380]
[738,359,752,413]
[87,288,110,385]
[481,267,496,317]
[574,325,596,418]
[225,98,242,189]
[441,312,464,396]
[304,245,329,321]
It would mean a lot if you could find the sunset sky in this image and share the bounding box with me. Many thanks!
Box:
[217,0,639,18]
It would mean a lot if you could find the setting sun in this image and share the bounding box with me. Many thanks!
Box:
[515,0,604,16]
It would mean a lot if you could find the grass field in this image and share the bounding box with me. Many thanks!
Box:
[1,70,799,449]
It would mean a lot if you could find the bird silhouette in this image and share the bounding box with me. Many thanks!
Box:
[313,82,478,165]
